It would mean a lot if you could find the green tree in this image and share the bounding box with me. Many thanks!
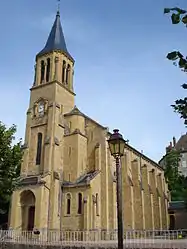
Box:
[164,149,181,198]
[0,122,22,227]
[164,7,187,125]
[164,148,187,201]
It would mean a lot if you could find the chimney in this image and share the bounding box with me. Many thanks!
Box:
[170,141,172,148]
[173,137,176,147]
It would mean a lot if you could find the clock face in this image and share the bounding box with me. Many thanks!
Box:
[38,102,44,115]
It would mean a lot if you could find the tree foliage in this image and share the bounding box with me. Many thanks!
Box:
[164,149,180,191]
[164,7,187,125]
[164,149,187,201]
[0,122,22,219]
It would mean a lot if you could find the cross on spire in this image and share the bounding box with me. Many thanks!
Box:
[57,0,60,13]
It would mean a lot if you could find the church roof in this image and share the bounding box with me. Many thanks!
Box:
[65,105,84,116]
[62,170,100,188]
[169,201,186,210]
[65,106,162,171]
[64,106,108,130]
[37,11,74,61]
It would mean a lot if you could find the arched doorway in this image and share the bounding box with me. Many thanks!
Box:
[20,190,36,231]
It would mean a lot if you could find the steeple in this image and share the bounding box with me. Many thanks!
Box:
[33,7,75,99]
[37,10,73,61]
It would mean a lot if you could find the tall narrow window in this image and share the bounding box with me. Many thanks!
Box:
[66,64,70,85]
[40,60,45,83]
[66,194,71,215]
[78,193,83,214]
[62,60,66,83]
[36,133,42,165]
[46,58,50,82]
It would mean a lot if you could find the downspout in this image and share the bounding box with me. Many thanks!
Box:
[46,101,56,238]
[140,150,143,186]
[60,183,63,240]
[140,150,145,229]
[58,170,63,239]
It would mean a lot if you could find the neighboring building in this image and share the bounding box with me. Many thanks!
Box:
[159,135,187,177]
[9,10,169,232]
[169,201,187,230]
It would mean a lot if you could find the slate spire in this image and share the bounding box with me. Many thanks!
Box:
[37,10,73,60]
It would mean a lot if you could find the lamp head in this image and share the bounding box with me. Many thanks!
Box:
[107,129,127,158]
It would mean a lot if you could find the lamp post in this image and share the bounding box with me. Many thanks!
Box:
[108,129,127,249]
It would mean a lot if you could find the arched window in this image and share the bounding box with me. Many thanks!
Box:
[36,133,42,165]
[62,60,66,83]
[46,58,50,82]
[66,64,70,84]
[40,60,45,83]
[66,194,71,215]
[78,193,83,214]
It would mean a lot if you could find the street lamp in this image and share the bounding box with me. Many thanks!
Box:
[108,129,127,249]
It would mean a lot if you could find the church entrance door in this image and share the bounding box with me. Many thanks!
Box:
[20,190,36,231]
[27,206,35,231]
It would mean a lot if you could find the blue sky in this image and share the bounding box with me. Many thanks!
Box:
[0,0,187,162]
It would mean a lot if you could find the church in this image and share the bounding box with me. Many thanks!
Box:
[9,9,169,232]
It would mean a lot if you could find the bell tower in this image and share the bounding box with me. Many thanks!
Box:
[10,9,75,231]
[33,9,75,112]
[34,10,75,93]
[21,9,75,177]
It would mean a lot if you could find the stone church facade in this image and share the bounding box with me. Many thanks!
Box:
[9,10,169,231]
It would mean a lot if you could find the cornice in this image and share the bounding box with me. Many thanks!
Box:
[30,80,76,96]
[35,50,75,64]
